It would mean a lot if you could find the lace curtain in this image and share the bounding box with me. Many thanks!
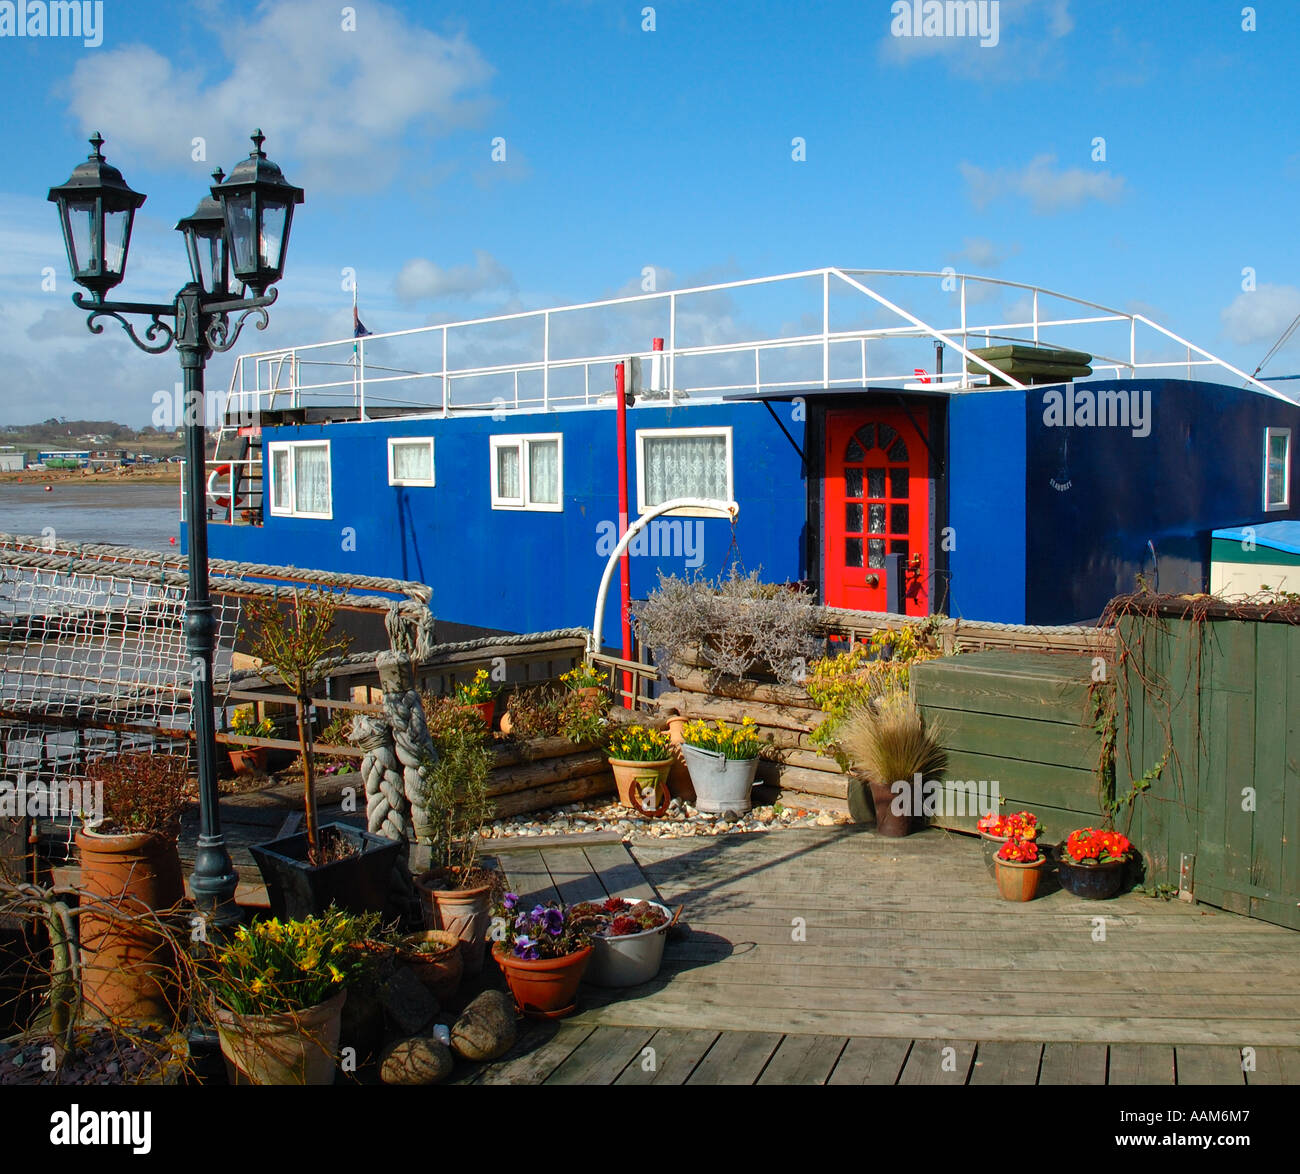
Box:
[293,445,331,515]
[528,439,559,504]
[497,445,520,500]
[271,448,291,511]
[643,434,727,505]
[393,440,433,483]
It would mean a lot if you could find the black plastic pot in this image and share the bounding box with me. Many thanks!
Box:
[250,822,403,920]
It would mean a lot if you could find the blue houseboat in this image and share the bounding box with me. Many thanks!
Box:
[191,268,1299,641]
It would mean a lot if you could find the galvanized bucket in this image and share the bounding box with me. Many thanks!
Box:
[680,744,760,814]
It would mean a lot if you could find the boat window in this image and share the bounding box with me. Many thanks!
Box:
[267,441,332,520]
[1265,427,1291,511]
[636,427,733,517]
[388,437,435,487]
[490,434,564,511]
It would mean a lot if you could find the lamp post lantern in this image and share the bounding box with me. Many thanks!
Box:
[48,131,305,930]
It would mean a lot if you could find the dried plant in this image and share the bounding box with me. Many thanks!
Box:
[836,692,946,786]
[633,568,820,687]
[240,588,353,864]
[85,752,190,836]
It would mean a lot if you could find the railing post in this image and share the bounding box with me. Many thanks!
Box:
[960,278,968,388]
[668,292,676,397]
[358,336,366,421]
[543,311,550,411]
[441,326,449,416]
[1033,289,1039,344]
[822,270,830,387]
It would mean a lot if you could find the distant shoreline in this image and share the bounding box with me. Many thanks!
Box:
[0,467,181,485]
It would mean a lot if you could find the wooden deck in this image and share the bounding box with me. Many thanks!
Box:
[476,825,1300,1082]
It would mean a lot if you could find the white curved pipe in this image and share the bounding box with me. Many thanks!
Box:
[588,497,740,657]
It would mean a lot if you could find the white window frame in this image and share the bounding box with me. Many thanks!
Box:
[635,426,734,517]
[388,437,435,487]
[489,433,564,512]
[267,439,333,520]
[1264,426,1291,512]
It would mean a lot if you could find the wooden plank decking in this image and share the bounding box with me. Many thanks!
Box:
[476,825,1300,1083]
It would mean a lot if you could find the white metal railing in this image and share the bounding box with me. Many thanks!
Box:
[221,267,1294,427]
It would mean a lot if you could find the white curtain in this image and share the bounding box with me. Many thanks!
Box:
[393,440,432,483]
[293,445,331,514]
[497,444,520,500]
[644,434,727,505]
[271,448,291,511]
[528,439,559,504]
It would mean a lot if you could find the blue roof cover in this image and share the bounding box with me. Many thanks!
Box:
[1213,521,1300,555]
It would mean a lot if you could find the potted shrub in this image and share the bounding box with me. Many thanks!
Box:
[412,715,498,977]
[242,589,402,919]
[835,692,946,837]
[78,752,189,1024]
[1056,828,1133,900]
[679,717,763,814]
[568,897,673,987]
[605,724,673,810]
[993,835,1050,902]
[202,909,376,1085]
[227,708,274,774]
[977,810,1041,877]
[454,668,497,728]
[491,894,594,1018]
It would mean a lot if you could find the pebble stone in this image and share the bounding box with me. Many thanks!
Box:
[479,797,854,843]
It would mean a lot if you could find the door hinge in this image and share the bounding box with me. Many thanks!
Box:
[1179,852,1195,902]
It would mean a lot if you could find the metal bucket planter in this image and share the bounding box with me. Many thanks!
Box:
[585,902,672,988]
[680,745,759,814]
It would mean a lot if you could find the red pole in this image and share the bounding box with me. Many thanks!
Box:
[615,361,633,707]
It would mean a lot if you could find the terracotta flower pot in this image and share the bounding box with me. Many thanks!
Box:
[493,943,592,1018]
[415,872,494,976]
[994,855,1049,902]
[608,758,673,808]
[75,826,184,1025]
[868,780,913,837]
[228,747,267,774]
[398,930,464,1001]
[464,700,495,728]
[215,988,347,1086]
[980,832,1008,876]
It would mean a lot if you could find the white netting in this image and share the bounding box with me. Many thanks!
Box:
[0,564,241,727]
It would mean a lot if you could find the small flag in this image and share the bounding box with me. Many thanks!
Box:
[913,367,930,384]
[352,282,372,338]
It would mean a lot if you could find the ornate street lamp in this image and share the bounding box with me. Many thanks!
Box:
[48,131,305,930]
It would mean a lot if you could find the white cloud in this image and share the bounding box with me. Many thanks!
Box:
[1221,284,1300,347]
[960,154,1126,213]
[879,0,1074,79]
[62,0,494,192]
[394,251,516,302]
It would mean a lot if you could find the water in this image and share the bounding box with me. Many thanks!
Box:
[0,482,181,553]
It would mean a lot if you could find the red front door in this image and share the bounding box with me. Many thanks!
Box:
[823,409,930,614]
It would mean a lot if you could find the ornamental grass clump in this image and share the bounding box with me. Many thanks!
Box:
[494,894,594,960]
[679,716,762,760]
[605,724,671,762]
[201,908,378,1018]
[836,691,946,787]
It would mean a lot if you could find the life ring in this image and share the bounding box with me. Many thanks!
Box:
[206,464,248,511]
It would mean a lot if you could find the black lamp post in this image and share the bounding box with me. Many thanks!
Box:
[48,131,304,930]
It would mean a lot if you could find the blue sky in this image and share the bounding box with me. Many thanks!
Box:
[1,0,1298,424]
